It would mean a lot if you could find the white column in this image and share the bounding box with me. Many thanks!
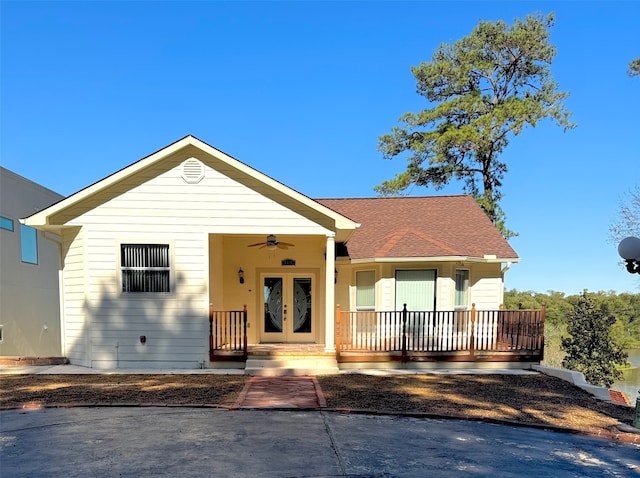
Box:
[324,234,336,352]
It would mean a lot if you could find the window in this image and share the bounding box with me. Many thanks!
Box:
[455,269,470,309]
[20,224,38,264]
[0,216,14,231]
[121,244,170,293]
[355,270,375,310]
[395,269,436,311]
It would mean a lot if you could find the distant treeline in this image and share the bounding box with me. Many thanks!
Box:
[504,289,640,367]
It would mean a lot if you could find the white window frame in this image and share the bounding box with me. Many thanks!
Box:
[394,269,437,311]
[454,269,470,310]
[355,270,376,311]
[120,243,172,294]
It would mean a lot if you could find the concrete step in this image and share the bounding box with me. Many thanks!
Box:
[245,355,339,376]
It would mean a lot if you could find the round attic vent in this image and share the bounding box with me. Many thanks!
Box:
[181,158,205,184]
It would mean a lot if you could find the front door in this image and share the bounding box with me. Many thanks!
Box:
[262,273,315,342]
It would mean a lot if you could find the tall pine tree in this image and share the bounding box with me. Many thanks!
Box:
[377,13,575,239]
[561,292,627,387]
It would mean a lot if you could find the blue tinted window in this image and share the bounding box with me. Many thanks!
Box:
[0,216,14,231]
[20,224,38,264]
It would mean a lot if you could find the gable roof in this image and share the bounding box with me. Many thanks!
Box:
[23,135,359,238]
[316,196,519,262]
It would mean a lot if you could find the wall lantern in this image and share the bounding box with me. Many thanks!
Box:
[334,269,338,284]
[238,268,245,284]
[618,236,640,274]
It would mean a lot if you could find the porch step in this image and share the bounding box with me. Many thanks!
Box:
[245,354,339,376]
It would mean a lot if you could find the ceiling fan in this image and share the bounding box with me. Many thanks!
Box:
[248,234,294,250]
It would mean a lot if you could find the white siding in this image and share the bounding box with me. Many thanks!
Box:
[469,264,504,310]
[61,160,331,368]
[379,278,394,311]
[65,162,333,236]
[470,277,502,309]
[61,227,89,366]
[436,275,453,311]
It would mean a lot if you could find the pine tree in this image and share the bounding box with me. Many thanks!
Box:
[377,13,575,239]
[561,292,628,387]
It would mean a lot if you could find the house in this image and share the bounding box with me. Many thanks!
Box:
[23,135,543,371]
[0,167,66,362]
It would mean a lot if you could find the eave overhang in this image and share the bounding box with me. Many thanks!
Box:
[348,256,521,264]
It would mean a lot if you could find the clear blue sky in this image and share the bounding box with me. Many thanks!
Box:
[2,1,639,296]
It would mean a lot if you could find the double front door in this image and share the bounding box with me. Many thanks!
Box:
[262,273,315,342]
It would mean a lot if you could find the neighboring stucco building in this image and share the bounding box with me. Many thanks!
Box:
[0,167,65,358]
[24,136,522,369]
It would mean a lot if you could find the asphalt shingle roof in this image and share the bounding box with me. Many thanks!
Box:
[316,195,518,261]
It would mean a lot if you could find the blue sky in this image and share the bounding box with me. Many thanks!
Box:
[2,1,639,295]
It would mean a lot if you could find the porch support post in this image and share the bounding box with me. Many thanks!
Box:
[324,233,336,352]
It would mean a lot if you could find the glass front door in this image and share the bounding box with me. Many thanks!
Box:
[262,274,314,342]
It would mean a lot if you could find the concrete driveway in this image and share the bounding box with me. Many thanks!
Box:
[1,407,638,477]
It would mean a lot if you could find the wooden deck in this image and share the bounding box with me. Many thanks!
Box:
[209,304,545,365]
[336,305,545,364]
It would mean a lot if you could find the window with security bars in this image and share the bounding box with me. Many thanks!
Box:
[121,244,170,293]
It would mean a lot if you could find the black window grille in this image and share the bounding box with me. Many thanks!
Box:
[121,244,170,293]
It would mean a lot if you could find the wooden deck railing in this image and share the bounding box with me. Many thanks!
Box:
[335,304,545,363]
[209,304,248,361]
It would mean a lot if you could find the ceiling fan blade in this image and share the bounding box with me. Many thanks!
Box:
[248,242,266,247]
[277,243,288,249]
[279,242,294,247]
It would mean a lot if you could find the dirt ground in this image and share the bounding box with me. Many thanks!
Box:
[0,373,635,438]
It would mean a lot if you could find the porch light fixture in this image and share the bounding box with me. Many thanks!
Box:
[335,269,338,284]
[238,268,245,284]
[618,236,640,274]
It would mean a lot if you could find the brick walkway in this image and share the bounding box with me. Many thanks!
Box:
[234,376,326,409]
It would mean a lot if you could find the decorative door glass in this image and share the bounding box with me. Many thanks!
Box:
[293,278,312,334]
[264,277,283,333]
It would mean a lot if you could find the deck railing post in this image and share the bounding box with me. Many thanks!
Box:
[470,303,476,359]
[401,304,408,363]
[209,303,214,362]
[540,304,546,362]
[242,305,248,361]
[335,304,341,362]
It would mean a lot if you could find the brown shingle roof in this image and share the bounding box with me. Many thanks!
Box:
[316,195,518,261]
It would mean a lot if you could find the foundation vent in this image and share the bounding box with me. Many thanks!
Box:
[181,158,205,184]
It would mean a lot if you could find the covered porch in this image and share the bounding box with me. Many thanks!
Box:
[208,232,342,352]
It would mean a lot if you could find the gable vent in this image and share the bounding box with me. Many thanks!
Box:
[181,158,205,184]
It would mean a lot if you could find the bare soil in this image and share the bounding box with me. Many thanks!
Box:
[0,373,635,438]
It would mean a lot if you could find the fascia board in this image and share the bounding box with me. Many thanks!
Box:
[348,256,521,264]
